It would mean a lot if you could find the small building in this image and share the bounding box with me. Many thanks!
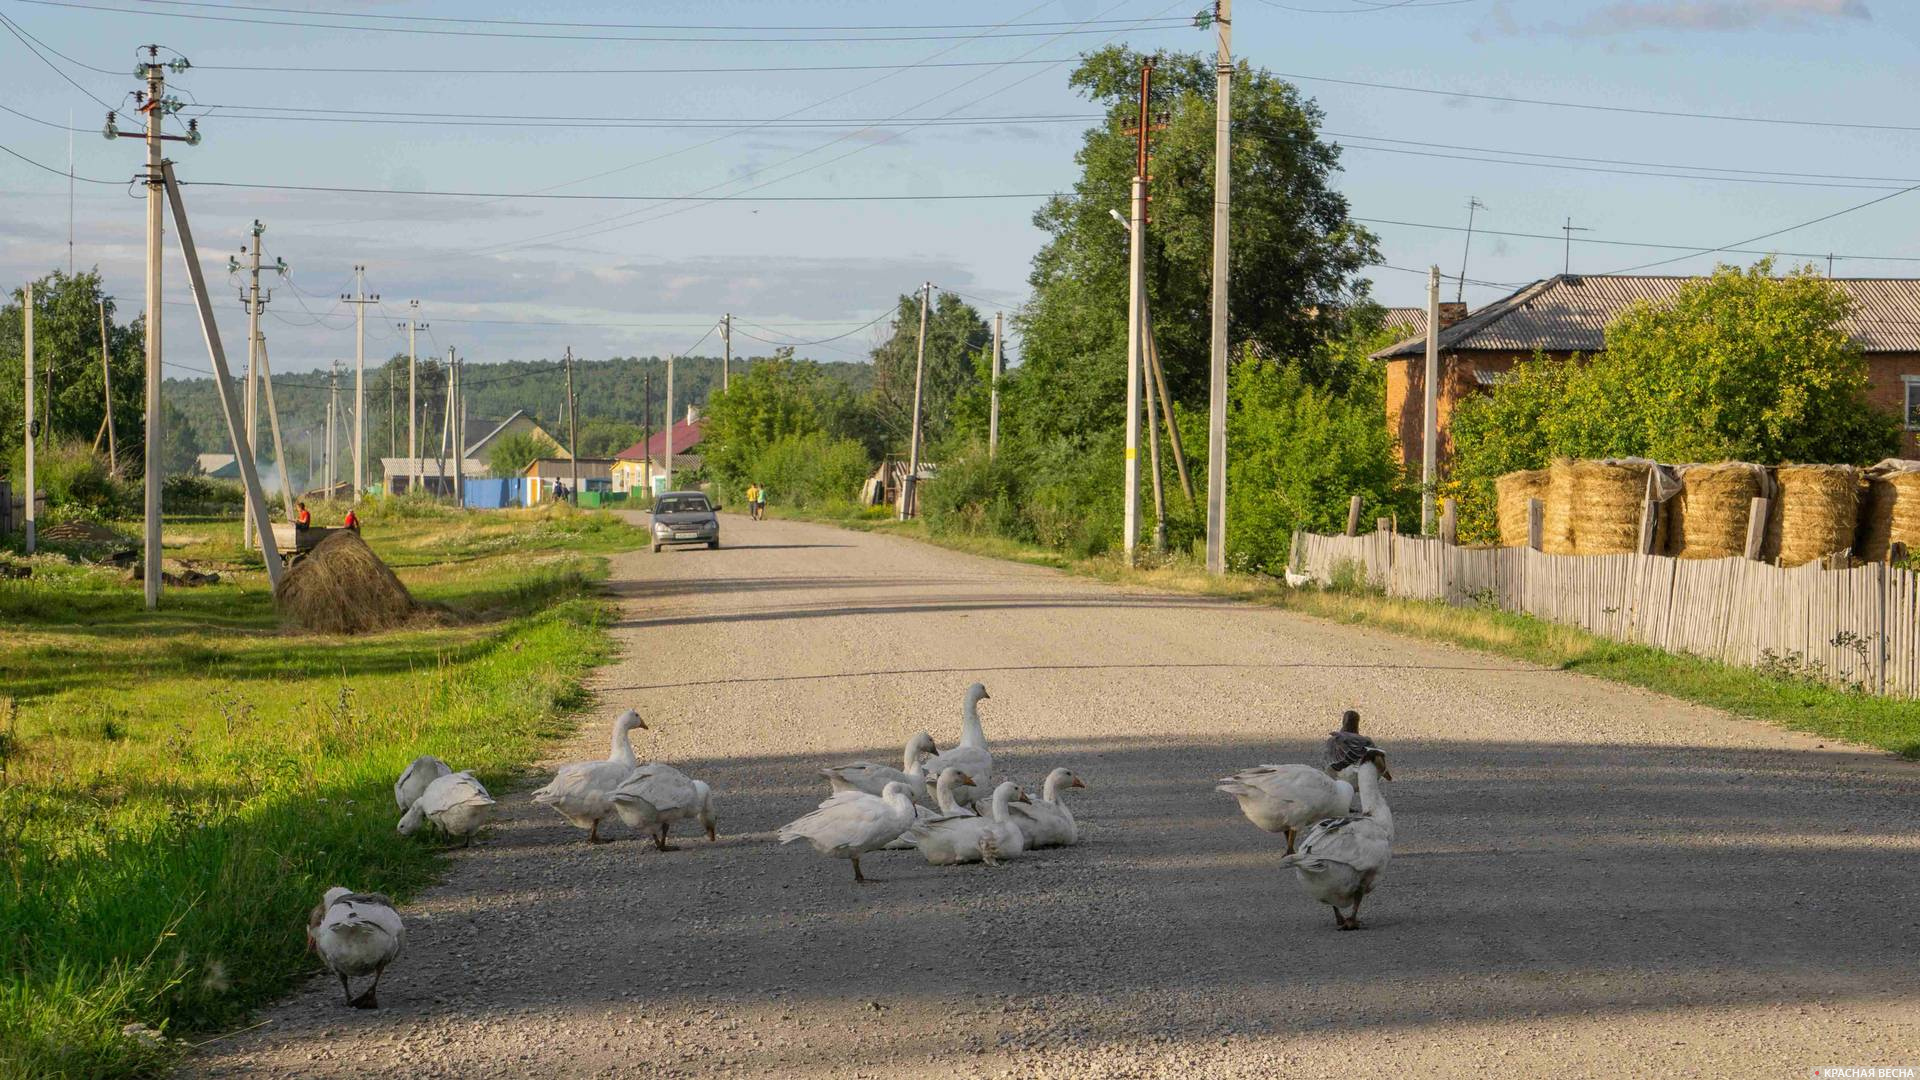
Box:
[612,407,707,495]
[196,453,239,480]
[522,457,615,505]
[1374,274,1920,471]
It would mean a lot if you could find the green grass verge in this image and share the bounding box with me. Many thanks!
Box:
[0,502,647,1078]
[771,506,1920,761]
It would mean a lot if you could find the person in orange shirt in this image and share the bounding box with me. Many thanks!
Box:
[343,508,359,531]
[295,501,312,532]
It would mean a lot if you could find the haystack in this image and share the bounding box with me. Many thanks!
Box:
[1494,469,1550,548]
[1567,459,1658,555]
[1767,464,1862,568]
[1665,463,1763,559]
[1540,460,1579,554]
[275,529,418,634]
[1856,462,1920,562]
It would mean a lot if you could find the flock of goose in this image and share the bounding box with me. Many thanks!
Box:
[307,686,1393,1009]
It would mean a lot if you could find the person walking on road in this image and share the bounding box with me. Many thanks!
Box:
[745,483,761,521]
[753,483,768,521]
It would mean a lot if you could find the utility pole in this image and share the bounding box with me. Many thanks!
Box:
[388,367,396,460]
[1422,265,1441,535]
[401,301,426,495]
[564,346,579,505]
[450,349,465,507]
[1561,217,1590,275]
[1456,197,1485,304]
[1143,298,1167,554]
[97,300,118,473]
[721,313,731,392]
[903,282,931,520]
[641,366,653,496]
[22,282,34,555]
[256,337,294,512]
[437,354,451,497]
[327,361,340,495]
[1205,0,1231,575]
[105,47,192,608]
[342,266,378,503]
[988,311,1002,460]
[664,354,675,492]
[1123,60,1154,563]
[234,220,284,549]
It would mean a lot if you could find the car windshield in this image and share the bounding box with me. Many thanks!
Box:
[655,496,710,514]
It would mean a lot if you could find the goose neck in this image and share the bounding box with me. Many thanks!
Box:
[960,697,986,749]
[989,785,1014,822]
[610,718,639,766]
[1354,763,1391,827]
[1042,772,1064,803]
[901,737,924,774]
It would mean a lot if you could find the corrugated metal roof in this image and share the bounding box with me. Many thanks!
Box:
[1380,307,1427,337]
[1373,274,1920,359]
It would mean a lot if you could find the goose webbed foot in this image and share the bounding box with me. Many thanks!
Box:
[587,820,612,844]
[338,973,355,1006]
[349,970,383,1009]
[851,856,870,884]
[653,826,679,852]
[1284,827,1297,856]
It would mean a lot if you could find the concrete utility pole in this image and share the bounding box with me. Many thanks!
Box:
[564,346,579,505]
[988,311,1002,460]
[342,266,378,503]
[664,354,675,493]
[1422,265,1441,534]
[327,361,340,495]
[1123,61,1154,563]
[235,220,282,549]
[22,282,34,555]
[1144,299,1167,554]
[256,337,294,513]
[437,354,451,496]
[450,349,464,508]
[1205,0,1232,575]
[97,300,117,473]
[721,313,731,392]
[903,282,931,520]
[641,367,653,495]
[402,301,425,495]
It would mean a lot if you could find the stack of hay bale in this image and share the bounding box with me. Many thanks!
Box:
[1499,459,1663,554]
[1665,463,1766,560]
[1765,465,1862,568]
[1855,461,1920,562]
[1494,469,1550,548]
[275,529,421,634]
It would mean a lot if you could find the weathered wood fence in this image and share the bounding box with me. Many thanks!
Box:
[1290,529,1920,697]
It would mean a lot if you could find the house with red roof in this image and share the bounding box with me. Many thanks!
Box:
[612,406,706,494]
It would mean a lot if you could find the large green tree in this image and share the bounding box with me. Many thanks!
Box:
[869,292,990,455]
[1011,47,1378,443]
[702,349,871,487]
[1,270,147,476]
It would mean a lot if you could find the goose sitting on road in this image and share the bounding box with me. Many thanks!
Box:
[531,709,647,842]
[916,682,993,808]
[1216,763,1355,856]
[1009,768,1086,849]
[397,771,496,845]
[1278,748,1394,931]
[610,763,714,850]
[394,754,451,811]
[907,781,1030,867]
[778,780,918,884]
[308,886,405,1009]
[884,766,976,849]
[820,731,939,803]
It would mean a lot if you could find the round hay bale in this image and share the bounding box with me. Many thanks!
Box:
[1767,464,1862,568]
[1566,460,1652,555]
[274,529,419,634]
[1540,460,1578,555]
[1494,468,1550,548]
[1856,465,1920,562]
[1665,463,1761,559]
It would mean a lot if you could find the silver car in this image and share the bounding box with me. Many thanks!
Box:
[650,491,720,552]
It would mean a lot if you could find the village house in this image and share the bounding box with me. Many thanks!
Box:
[611,406,706,496]
[1374,274,1920,471]
[522,457,615,505]
[379,408,563,496]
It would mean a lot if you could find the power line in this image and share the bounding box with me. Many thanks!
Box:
[1603,182,1920,274]
[0,11,117,110]
[0,139,118,182]
[192,104,1104,130]
[1354,215,1920,264]
[734,307,900,347]
[176,179,1062,202]
[190,57,1084,75]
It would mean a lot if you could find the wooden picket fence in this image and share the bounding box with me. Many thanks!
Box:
[1289,529,1920,697]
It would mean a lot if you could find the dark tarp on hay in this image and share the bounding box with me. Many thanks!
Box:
[274,529,419,634]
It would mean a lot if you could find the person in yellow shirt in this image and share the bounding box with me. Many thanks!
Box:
[744,484,760,520]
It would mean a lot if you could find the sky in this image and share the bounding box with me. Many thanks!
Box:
[4,0,1920,378]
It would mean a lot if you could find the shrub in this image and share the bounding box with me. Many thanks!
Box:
[3,441,134,515]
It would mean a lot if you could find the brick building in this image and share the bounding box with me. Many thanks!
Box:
[1374,274,1920,471]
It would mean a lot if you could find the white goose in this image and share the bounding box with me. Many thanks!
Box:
[820,731,939,803]
[1009,768,1087,849]
[393,754,450,811]
[308,886,405,1009]
[531,709,647,842]
[907,780,1030,866]
[916,682,992,807]
[884,766,976,849]
[609,763,713,850]
[778,780,917,884]
[1216,764,1355,855]
[1278,749,1394,931]
[397,771,496,845]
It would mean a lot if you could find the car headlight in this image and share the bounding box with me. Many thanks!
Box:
[654,523,670,535]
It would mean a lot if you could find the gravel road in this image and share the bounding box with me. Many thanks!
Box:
[188,513,1920,1079]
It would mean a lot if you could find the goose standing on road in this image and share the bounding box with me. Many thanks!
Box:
[394,754,451,811]
[778,780,918,884]
[1216,764,1355,856]
[907,781,1030,867]
[308,887,405,1008]
[820,731,939,803]
[1009,768,1087,849]
[917,683,993,808]
[397,771,497,845]
[610,762,710,850]
[1278,749,1394,931]
[531,709,647,842]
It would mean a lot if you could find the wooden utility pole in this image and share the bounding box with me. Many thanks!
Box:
[342,266,378,503]
[902,282,931,520]
[22,282,34,554]
[1422,265,1441,534]
[97,300,117,472]
[1143,300,1167,554]
[1123,60,1154,562]
[1205,0,1232,574]
[988,311,1002,460]
[564,346,579,505]
[1143,303,1192,502]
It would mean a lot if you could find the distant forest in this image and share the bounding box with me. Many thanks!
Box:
[162,352,876,483]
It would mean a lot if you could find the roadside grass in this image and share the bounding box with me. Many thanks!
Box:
[773,508,1920,761]
[0,503,647,1078]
